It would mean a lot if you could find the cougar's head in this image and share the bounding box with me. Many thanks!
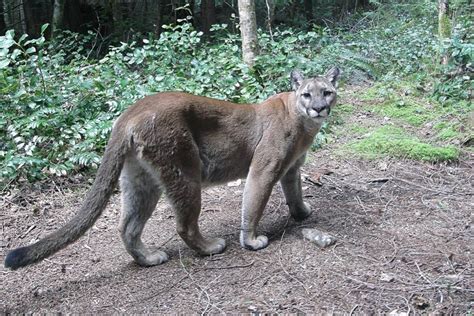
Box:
[290,67,340,121]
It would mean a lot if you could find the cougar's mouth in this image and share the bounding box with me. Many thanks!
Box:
[307,108,328,119]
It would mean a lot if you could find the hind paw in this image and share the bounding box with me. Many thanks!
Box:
[134,250,169,267]
[197,237,227,256]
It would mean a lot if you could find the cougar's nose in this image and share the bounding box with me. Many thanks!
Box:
[312,105,327,113]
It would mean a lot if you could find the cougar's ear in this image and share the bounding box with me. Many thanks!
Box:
[325,66,341,87]
[290,70,304,91]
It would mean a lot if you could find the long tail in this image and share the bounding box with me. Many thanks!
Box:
[4,130,128,270]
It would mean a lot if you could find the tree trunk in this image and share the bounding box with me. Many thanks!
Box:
[438,0,451,65]
[155,0,164,36]
[201,0,215,34]
[3,0,12,30]
[110,0,122,32]
[18,0,25,34]
[304,0,313,23]
[238,0,258,67]
[51,0,65,38]
[3,0,27,34]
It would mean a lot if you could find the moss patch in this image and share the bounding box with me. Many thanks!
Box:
[435,122,462,140]
[334,103,355,115]
[373,99,436,126]
[345,125,459,162]
[348,124,371,135]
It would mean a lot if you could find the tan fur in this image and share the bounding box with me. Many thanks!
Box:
[4,67,340,269]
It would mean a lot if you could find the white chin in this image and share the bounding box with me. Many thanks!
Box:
[308,109,321,118]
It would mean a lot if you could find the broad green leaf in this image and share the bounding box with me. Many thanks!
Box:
[41,24,49,34]
[26,47,36,54]
[0,59,10,69]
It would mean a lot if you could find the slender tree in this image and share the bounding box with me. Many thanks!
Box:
[265,0,275,39]
[3,0,12,30]
[155,0,164,36]
[3,0,27,34]
[18,0,25,33]
[438,0,451,65]
[238,0,258,67]
[51,0,65,38]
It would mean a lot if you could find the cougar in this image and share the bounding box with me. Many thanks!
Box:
[5,67,340,269]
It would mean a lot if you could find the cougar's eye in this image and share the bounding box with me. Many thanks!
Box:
[302,92,311,98]
[323,90,333,97]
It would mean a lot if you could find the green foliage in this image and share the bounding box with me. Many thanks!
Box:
[1,1,472,183]
[345,126,459,162]
[0,23,344,183]
[434,18,473,103]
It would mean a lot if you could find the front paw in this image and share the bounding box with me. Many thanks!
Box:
[241,235,268,251]
[290,201,312,221]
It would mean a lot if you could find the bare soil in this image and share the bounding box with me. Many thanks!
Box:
[1,90,473,314]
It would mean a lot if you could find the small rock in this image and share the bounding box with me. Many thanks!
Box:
[378,161,389,171]
[412,294,430,310]
[247,305,257,312]
[302,228,337,248]
[380,272,395,282]
[33,287,44,297]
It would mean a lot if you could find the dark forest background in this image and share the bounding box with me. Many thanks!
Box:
[2,1,373,38]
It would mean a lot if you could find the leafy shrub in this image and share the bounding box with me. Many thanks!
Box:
[433,18,473,103]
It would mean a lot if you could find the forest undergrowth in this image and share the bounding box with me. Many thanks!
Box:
[0,2,472,185]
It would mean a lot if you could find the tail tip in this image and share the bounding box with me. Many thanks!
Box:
[4,247,29,270]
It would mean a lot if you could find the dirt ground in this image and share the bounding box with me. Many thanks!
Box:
[1,91,473,314]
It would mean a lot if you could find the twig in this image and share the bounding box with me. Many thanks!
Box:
[383,195,397,213]
[304,176,323,187]
[265,0,274,41]
[414,261,433,285]
[178,247,214,315]
[321,175,343,192]
[355,195,367,214]
[128,274,188,306]
[344,275,377,290]
[52,180,65,196]
[277,219,310,295]
[159,233,176,247]
[0,178,15,194]
[368,178,390,183]
[20,224,36,238]
[349,304,359,315]
[393,177,454,195]
[204,261,254,270]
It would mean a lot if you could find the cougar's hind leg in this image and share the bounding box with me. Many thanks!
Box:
[119,158,168,266]
[148,144,226,256]
[167,175,226,255]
